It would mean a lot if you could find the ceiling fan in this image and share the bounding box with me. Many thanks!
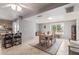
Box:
[1,3,33,12]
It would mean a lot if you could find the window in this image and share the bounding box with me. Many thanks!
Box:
[57,24,63,32]
[51,23,64,33]
[51,25,56,32]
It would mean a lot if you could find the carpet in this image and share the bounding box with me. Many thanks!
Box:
[30,39,63,55]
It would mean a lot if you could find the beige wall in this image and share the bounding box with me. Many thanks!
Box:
[0,20,12,28]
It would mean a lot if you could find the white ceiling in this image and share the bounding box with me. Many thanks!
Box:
[0,3,67,20]
[24,3,77,23]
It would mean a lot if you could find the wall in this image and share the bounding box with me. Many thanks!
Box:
[38,23,51,33]
[74,4,79,41]
[64,20,76,39]
[19,19,36,43]
[36,24,40,32]
[76,12,79,41]
[76,19,79,40]
[12,19,20,33]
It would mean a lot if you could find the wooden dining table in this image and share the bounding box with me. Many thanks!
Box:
[39,34,54,47]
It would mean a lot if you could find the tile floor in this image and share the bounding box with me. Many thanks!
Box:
[0,37,69,55]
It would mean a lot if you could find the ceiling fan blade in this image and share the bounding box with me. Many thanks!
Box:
[19,4,34,11]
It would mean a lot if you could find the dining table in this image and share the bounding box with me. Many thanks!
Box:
[39,34,54,47]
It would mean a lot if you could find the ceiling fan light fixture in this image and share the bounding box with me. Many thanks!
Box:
[11,4,16,10]
[17,6,22,11]
[9,4,22,12]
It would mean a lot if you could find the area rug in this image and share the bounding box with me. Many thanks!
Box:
[30,39,63,55]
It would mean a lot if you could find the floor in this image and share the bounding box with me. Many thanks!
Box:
[57,39,69,55]
[0,37,69,55]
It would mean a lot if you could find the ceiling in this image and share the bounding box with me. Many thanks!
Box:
[24,3,75,23]
[0,3,68,20]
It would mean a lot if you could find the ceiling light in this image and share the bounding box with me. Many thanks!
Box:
[48,17,53,20]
